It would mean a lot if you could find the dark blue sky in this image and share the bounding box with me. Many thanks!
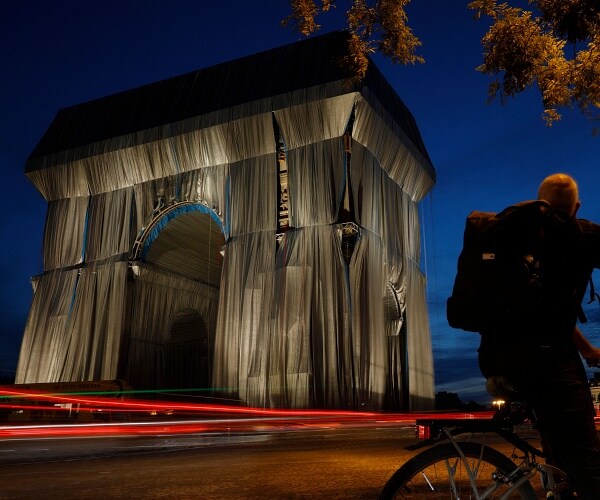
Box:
[2,1,599,401]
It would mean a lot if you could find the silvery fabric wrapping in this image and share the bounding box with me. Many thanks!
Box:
[16,262,127,382]
[17,77,435,409]
[401,192,435,408]
[286,139,345,227]
[43,196,88,270]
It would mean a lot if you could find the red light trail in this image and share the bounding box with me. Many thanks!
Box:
[0,387,498,439]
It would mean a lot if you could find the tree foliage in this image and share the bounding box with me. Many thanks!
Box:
[469,0,600,126]
[282,0,423,79]
[284,0,600,128]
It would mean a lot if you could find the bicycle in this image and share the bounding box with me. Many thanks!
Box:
[378,375,578,499]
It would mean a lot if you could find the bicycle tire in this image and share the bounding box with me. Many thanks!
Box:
[378,441,537,499]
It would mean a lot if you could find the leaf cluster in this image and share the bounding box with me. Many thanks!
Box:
[469,0,600,127]
[282,0,335,36]
[283,0,423,79]
[537,0,600,42]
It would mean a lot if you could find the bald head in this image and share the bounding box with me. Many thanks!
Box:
[538,173,580,215]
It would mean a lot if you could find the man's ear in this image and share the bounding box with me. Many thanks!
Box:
[574,200,581,215]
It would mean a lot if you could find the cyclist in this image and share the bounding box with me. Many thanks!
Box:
[477,173,600,498]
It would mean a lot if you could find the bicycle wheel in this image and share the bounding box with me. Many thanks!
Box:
[378,441,537,499]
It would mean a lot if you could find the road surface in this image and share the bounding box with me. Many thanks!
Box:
[0,424,544,499]
[1,425,422,499]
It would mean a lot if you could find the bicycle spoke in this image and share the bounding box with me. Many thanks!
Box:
[445,457,461,497]
[421,470,435,491]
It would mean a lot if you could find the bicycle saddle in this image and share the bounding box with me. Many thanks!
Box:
[486,375,521,401]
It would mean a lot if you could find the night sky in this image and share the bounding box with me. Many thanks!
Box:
[2,1,599,402]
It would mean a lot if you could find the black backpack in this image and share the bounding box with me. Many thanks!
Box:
[447,200,554,332]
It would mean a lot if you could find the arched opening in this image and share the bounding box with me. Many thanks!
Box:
[384,281,408,410]
[127,202,226,394]
[161,309,210,392]
[135,202,226,287]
